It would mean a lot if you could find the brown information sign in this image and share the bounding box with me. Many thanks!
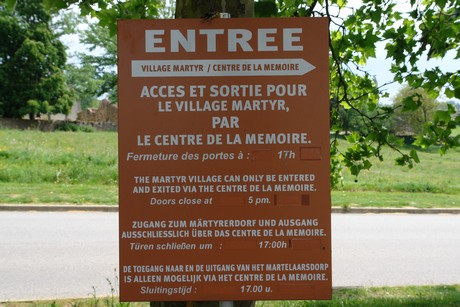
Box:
[118,18,331,302]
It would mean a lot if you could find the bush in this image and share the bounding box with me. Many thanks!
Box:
[54,121,95,132]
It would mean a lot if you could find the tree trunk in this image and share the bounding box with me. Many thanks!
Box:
[175,0,253,18]
[149,1,255,307]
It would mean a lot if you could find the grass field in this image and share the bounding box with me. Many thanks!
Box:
[261,285,460,307]
[2,285,459,306]
[0,129,458,208]
[333,134,460,208]
[0,130,118,204]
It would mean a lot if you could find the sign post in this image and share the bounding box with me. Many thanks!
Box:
[118,17,331,302]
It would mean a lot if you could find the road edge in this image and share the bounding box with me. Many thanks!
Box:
[1,204,459,214]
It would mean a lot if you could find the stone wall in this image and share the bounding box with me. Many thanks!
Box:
[0,99,118,131]
[0,118,118,132]
[0,118,57,131]
[77,99,118,124]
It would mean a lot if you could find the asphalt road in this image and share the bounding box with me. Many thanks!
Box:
[0,211,118,302]
[0,211,459,302]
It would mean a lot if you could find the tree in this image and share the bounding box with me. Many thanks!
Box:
[390,86,440,135]
[51,10,116,107]
[53,2,174,104]
[0,0,74,119]
[65,62,103,109]
[38,0,459,179]
[77,21,118,103]
[331,95,389,136]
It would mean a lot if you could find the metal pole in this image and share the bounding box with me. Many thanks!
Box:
[219,301,234,307]
[219,11,232,307]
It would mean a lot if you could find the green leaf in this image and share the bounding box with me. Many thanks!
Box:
[414,134,432,148]
[445,87,455,98]
[434,110,451,124]
[402,94,422,111]
[447,103,456,114]
[79,2,93,15]
[336,0,347,8]
[455,87,460,99]
[284,0,296,7]
[44,0,68,11]
[363,160,372,170]
[5,0,16,10]
[395,156,406,166]
[454,135,460,147]
[340,101,352,110]
[350,164,360,176]
[435,0,448,9]
[346,132,360,143]
[410,150,420,163]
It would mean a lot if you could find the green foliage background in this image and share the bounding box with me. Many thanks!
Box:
[0,0,74,119]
